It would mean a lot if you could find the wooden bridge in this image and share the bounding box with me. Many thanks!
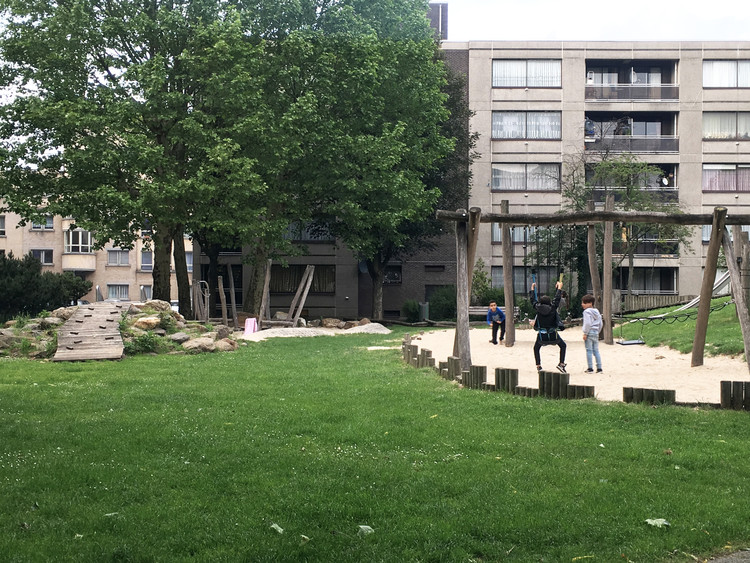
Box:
[53,302,129,362]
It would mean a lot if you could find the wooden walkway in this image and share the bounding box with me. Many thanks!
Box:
[53,302,129,362]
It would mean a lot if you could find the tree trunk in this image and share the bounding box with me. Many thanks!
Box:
[243,247,268,317]
[627,249,635,297]
[367,260,385,320]
[204,244,221,317]
[152,226,173,302]
[172,229,193,319]
[586,200,602,306]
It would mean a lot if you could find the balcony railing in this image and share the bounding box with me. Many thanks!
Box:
[613,240,680,256]
[584,135,679,153]
[592,187,678,204]
[585,84,679,101]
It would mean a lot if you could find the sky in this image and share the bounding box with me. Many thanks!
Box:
[440,0,750,42]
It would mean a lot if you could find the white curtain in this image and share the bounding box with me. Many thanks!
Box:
[527,163,559,191]
[492,111,525,138]
[738,165,750,192]
[739,61,750,87]
[703,112,736,139]
[703,165,736,191]
[492,60,526,87]
[528,60,561,87]
[737,113,750,139]
[492,163,525,190]
[527,112,561,139]
[703,61,737,87]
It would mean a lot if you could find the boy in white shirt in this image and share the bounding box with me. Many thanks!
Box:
[581,294,603,373]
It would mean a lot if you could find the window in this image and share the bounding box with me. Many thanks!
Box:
[491,225,539,243]
[703,224,750,243]
[702,164,750,192]
[492,111,561,140]
[0,215,5,236]
[492,163,560,191]
[185,251,193,273]
[703,60,750,88]
[424,265,445,273]
[107,249,130,266]
[269,264,335,294]
[64,229,93,253]
[493,59,561,88]
[107,284,129,300]
[383,265,402,285]
[31,249,53,265]
[284,222,334,242]
[703,112,750,140]
[141,251,153,271]
[31,215,54,230]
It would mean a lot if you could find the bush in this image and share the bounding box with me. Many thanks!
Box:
[474,286,504,308]
[428,285,457,321]
[124,332,161,355]
[401,299,420,323]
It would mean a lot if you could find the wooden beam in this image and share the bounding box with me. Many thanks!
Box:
[602,194,614,344]
[721,227,750,375]
[501,200,515,346]
[454,217,472,369]
[586,200,603,308]
[692,207,727,367]
[454,207,482,356]
[436,209,750,226]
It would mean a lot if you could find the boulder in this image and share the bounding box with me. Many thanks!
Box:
[182,337,216,353]
[273,311,289,320]
[321,318,341,328]
[169,332,191,344]
[39,317,64,329]
[143,299,171,312]
[133,316,161,330]
[215,325,232,339]
[52,307,77,321]
[214,338,238,352]
[359,317,371,325]
[343,321,359,330]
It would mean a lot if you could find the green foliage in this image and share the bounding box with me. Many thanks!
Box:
[158,311,176,332]
[401,299,420,323]
[1,332,750,561]
[470,258,492,305]
[0,253,92,322]
[124,332,161,355]
[428,285,457,321]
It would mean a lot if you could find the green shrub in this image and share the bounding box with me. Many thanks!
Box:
[428,285,457,321]
[401,299,420,323]
[158,311,176,331]
[474,286,504,308]
[124,332,161,355]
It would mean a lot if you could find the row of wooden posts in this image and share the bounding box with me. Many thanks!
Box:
[403,335,750,410]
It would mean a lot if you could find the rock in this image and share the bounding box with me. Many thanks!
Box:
[214,338,238,352]
[143,299,171,312]
[359,317,371,325]
[321,318,341,328]
[308,319,321,327]
[182,337,216,353]
[274,311,289,320]
[52,307,77,321]
[215,325,232,339]
[343,321,359,330]
[202,331,218,341]
[39,317,64,329]
[153,328,167,337]
[169,332,191,344]
[297,317,307,328]
[133,316,161,330]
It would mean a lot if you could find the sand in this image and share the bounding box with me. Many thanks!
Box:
[409,326,749,405]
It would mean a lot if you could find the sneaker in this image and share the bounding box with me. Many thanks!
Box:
[536,365,543,372]
[596,368,603,373]
[489,340,497,345]
[584,368,593,373]
[557,363,567,374]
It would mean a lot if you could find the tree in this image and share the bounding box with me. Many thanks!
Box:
[561,150,692,302]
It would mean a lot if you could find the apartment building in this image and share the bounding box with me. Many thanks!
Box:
[440,40,750,298]
[0,209,190,304]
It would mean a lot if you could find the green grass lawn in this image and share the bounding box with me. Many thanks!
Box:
[2,327,750,562]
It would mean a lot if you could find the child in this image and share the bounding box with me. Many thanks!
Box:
[486,301,506,344]
[581,294,603,373]
[530,281,567,373]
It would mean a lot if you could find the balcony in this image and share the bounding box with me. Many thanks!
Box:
[613,240,679,257]
[592,187,678,205]
[585,84,679,102]
[585,135,679,153]
[62,253,96,272]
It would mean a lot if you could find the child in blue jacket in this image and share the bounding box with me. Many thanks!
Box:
[487,301,506,344]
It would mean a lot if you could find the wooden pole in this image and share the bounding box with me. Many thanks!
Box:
[226,264,238,329]
[292,265,315,328]
[602,194,614,344]
[217,275,228,326]
[501,200,515,346]
[454,208,481,357]
[692,207,727,367]
[721,228,750,374]
[259,259,272,325]
[454,214,472,370]
[587,200,603,308]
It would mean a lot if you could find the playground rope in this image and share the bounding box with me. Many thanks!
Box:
[616,299,734,325]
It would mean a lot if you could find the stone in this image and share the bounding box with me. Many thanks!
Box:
[215,325,232,339]
[343,321,359,330]
[182,337,216,352]
[214,338,238,352]
[143,299,171,312]
[169,332,191,344]
[52,307,77,321]
[133,316,161,330]
[39,317,64,329]
[273,311,289,320]
[321,318,341,328]
[359,317,371,325]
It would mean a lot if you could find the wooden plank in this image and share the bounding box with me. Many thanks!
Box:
[501,200,516,347]
[722,228,750,375]
[53,303,126,361]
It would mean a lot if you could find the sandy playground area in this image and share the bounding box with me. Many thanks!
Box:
[409,326,749,405]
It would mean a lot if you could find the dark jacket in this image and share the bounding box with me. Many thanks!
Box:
[530,289,562,329]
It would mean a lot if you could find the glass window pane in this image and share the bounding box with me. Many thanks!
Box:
[492,60,526,87]
[492,111,525,139]
[738,113,750,139]
[703,112,737,139]
[492,163,525,190]
[703,60,737,87]
[702,164,736,191]
[527,60,561,87]
[527,112,561,139]
[527,164,560,191]
[739,61,750,87]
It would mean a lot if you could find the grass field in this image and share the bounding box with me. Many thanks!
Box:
[2,324,750,561]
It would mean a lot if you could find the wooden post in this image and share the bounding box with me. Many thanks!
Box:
[721,228,750,374]
[259,259,272,325]
[291,265,315,328]
[602,194,614,344]
[226,264,239,329]
[501,200,516,346]
[586,200,603,310]
[454,213,472,370]
[217,275,228,326]
[720,381,732,409]
[453,208,481,358]
[692,207,727,367]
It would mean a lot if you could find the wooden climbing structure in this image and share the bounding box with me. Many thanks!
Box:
[53,302,129,361]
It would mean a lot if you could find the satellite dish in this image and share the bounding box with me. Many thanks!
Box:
[662,177,669,186]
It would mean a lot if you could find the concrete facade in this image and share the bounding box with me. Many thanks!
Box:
[441,40,750,297]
